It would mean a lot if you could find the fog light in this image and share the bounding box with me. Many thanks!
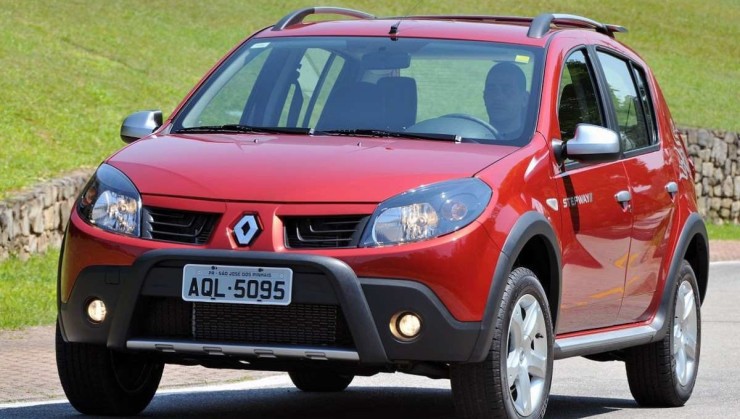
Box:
[86,299,107,323]
[391,312,422,341]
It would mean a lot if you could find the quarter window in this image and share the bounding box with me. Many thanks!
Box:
[632,65,657,145]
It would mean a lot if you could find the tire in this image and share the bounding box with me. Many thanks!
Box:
[288,370,354,392]
[451,267,554,419]
[625,260,701,407]
[55,321,164,416]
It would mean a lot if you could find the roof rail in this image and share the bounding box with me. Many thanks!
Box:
[272,7,375,31]
[527,13,627,38]
[386,15,535,24]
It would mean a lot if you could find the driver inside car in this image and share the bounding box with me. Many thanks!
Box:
[483,62,529,140]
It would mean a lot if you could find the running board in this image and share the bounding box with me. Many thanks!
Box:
[554,325,658,360]
[127,339,360,362]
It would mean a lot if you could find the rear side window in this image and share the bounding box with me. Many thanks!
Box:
[596,52,651,152]
[558,50,604,140]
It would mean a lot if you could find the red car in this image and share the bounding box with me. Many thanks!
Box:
[56,8,709,418]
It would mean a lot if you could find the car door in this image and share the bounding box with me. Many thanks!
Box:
[593,50,677,323]
[551,47,633,334]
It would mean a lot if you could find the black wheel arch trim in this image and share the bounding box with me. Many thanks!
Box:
[651,212,708,341]
[56,225,70,343]
[468,211,561,363]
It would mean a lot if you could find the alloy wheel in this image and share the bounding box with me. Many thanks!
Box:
[506,294,549,416]
[673,280,699,386]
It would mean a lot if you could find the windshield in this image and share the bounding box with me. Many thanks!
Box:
[173,36,544,145]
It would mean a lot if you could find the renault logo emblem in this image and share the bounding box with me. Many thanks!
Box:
[233,215,260,246]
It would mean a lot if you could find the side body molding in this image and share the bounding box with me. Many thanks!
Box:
[467,211,561,363]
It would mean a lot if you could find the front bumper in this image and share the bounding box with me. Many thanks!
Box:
[59,249,482,365]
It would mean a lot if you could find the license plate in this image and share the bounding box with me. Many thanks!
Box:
[182,264,293,305]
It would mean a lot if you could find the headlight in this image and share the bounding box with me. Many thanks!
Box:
[361,178,492,247]
[78,164,141,236]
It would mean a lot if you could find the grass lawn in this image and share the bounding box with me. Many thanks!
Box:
[706,223,740,241]
[0,249,58,330]
[0,0,738,198]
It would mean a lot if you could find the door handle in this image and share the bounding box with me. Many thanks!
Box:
[666,181,678,199]
[615,190,632,211]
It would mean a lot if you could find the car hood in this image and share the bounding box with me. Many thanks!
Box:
[108,134,515,202]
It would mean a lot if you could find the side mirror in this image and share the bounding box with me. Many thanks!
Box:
[560,124,621,163]
[120,110,163,143]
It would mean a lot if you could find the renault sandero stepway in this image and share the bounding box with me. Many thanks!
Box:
[56,7,708,418]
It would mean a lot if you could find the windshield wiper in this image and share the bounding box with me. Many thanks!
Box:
[175,124,312,135]
[176,125,472,143]
[320,129,467,143]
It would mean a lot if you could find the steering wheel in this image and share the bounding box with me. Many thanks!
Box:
[441,114,500,139]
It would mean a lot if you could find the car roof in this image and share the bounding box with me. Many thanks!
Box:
[254,8,627,47]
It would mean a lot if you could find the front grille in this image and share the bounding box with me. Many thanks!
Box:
[142,207,219,245]
[134,298,354,348]
[137,297,192,338]
[283,215,369,248]
[194,303,354,347]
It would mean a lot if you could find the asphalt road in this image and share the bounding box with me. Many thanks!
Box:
[1,262,737,418]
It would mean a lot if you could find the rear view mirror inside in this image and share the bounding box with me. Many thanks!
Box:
[362,51,411,69]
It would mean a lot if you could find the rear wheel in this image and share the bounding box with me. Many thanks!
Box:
[288,370,354,392]
[625,260,701,406]
[56,322,164,416]
[451,267,553,418]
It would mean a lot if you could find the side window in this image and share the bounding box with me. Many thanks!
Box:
[558,50,604,140]
[596,51,650,151]
[278,49,345,128]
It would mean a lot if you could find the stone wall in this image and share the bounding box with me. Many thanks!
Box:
[0,169,93,262]
[682,128,740,224]
[0,126,738,261]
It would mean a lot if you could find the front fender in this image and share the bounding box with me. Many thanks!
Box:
[467,211,561,362]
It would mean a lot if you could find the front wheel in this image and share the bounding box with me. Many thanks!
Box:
[451,267,554,419]
[56,322,164,416]
[625,260,701,406]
